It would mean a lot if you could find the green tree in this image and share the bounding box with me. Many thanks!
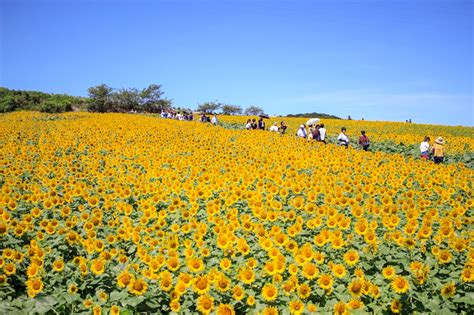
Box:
[221,104,243,115]
[244,106,265,116]
[141,84,172,113]
[197,102,221,114]
[87,84,114,113]
[115,88,141,112]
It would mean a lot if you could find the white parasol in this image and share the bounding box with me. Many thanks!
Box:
[306,118,320,126]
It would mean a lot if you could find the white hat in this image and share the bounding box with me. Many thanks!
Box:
[435,137,444,144]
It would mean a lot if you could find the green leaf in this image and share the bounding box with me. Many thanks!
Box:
[110,290,128,302]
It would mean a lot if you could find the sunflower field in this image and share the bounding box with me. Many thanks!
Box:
[0,111,473,315]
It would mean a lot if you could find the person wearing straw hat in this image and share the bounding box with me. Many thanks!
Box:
[431,137,445,164]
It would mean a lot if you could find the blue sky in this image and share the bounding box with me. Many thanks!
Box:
[1,0,472,126]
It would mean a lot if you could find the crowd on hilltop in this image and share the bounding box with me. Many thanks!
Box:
[157,112,446,164]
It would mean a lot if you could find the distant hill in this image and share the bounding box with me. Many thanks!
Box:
[286,112,341,119]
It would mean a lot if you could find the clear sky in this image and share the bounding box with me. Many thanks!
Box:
[1,0,473,126]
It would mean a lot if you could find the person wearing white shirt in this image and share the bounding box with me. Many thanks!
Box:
[296,125,307,138]
[269,122,279,132]
[337,127,349,148]
[420,136,430,159]
[319,124,327,143]
[211,114,218,125]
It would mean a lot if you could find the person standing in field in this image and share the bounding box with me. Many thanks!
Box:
[279,121,287,134]
[431,137,445,164]
[258,118,266,130]
[312,124,321,141]
[211,114,218,125]
[420,136,431,160]
[251,119,258,130]
[269,122,279,132]
[297,125,307,138]
[337,127,349,148]
[358,130,370,151]
[246,119,252,130]
[319,124,327,143]
[307,125,314,140]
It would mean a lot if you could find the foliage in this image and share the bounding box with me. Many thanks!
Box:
[0,112,472,314]
[221,105,243,115]
[244,106,265,116]
[140,84,172,113]
[0,87,88,113]
[197,102,221,114]
[286,112,341,119]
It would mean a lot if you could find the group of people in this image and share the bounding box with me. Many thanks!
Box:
[199,113,219,125]
[420,136,445,164]
[295,124,371,151]
[158,112,446,163]
[245,118,271,131]
[296,124,328,143]
[160,110,194,121]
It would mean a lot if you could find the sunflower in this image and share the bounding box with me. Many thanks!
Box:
[262,306,279,315]
[68,283,78,294]
[391,276,409,294]
[93,305,101,315]
[438,250,452,264]
[215,275,231,292]
[239,268,255,284]
[216,303,235,315]
[461,267,473,282]
[160,271,173,291]
[117,270,134,288]
[247,295,255,306]
[391,299,401,313]
[83,299,93,309]
[302,262,319,280]
[90,259,105,275]
[170,300,180,312]
[3,263,16,276]
[196,294,214,315]
[261,283,278,301]
[332,264,346,278]
[343,250,360,267]
[27,263,39,278]
[193,275,211,295]
[26,277,43,298]
[297,283,311,299]
[347,299,363,310]
[232,285,245,301]
[370,284,380,298]
[97,290,107,301]
[441,282,456,298]
[317,274,333,291]
[188,257,205,273]
[0,275,7,285]
[382,266,395,279]
[128,278,148,295]
[289,299,304,315]
[348,279,364,297]
[52,259,65,272]
[110,305,121,315]
[334,301,348,315]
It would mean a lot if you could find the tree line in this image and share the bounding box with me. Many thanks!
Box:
[0,85,266,115]
[286,112,341,119]
[0,87,89,113]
